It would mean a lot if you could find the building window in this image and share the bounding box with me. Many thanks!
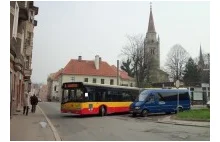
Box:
[110,79,114,85]
[151,49,155,55]
[93,78,96,83]
[101,79,105,84]
[25,56,30,69]
[70,76,75,82]
[12,2,19,38]
[84,78,88,82]
[54,86,56,91]
[130,83,133,87]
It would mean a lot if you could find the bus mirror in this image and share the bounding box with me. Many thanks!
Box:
[85,93,88,97]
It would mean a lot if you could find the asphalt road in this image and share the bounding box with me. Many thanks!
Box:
[39,102,210,141]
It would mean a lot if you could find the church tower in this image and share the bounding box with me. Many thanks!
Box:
[144,3,160,70]
[144,3,165,84]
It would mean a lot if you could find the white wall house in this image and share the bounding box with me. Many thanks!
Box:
[51,80,59,100]
[57,55,136,100]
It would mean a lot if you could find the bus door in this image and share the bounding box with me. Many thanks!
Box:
[145,93,160,113]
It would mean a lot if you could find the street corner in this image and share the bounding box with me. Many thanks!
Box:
[156,114,210,128]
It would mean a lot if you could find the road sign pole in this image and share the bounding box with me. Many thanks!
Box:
[175,80,180,113]
[177,88,179,113]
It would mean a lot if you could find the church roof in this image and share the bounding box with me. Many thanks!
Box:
[147,3,156,33]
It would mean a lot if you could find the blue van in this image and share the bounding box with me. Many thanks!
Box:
[129,89,191,117]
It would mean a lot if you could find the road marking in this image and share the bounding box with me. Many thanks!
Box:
[37,106,62,141]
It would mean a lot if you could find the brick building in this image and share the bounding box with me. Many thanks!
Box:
[10,1,38,116]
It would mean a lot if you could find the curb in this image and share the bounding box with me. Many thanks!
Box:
[37,106,62,141]
[156,121,210,128]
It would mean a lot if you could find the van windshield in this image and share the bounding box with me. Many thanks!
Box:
[137,90,149,101]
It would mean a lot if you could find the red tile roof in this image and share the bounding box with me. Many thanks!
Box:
[53,68,63,80]
[62,59,117,77]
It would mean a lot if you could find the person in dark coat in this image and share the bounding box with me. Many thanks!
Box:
[30,94,38,113]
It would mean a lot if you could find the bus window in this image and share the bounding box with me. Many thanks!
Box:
[107,90,118,102]
[96,92,102,101]
[62,90,69,103]
[122,91,131,101]
[69,90,75,101]
[88,92,96,102]
[76,89,83,100]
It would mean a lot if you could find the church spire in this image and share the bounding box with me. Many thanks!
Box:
[198,44,204,69]
[147,2,156,33]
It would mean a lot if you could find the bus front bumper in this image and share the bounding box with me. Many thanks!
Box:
[61,109,82,114]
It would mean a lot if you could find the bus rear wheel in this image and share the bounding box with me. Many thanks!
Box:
[141,109,148,117]
[99,106,106,116]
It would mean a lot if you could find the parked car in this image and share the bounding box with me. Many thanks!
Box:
[206,101,210,108]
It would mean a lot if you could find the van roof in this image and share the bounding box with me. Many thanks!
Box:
[146,89,189,93]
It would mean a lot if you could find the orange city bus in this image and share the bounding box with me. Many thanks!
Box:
[61,82,140,116]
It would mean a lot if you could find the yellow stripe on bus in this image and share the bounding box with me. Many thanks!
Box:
[61,102,132,110]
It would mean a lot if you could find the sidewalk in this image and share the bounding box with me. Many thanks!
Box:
[157,116,210,128]
[191,105,207,110]
[10,106,56,141]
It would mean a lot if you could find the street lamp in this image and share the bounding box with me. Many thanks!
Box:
[175,80,180,113]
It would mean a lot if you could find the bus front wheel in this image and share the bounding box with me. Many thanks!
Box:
[99,106,106,116]
[141,109,148,117]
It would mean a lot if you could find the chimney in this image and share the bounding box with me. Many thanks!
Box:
[99,57,102,62]
[95,55,99,70]
[78,56,82,61]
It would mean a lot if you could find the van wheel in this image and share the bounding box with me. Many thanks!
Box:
[178,107,183,112]
[175,107,183,113]
[141,109,148,117]
[99,106,106,116]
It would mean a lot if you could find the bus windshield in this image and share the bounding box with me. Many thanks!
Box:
[62,88,84,103]
[137,90,149,101]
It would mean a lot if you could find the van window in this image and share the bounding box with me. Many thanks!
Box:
[158,91,189,101]
[138,90,149,101]
[156,93,165,102]
[147,95,155,102]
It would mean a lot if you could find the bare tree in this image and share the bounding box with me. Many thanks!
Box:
[120,34,152,87]
[165,44,190,81]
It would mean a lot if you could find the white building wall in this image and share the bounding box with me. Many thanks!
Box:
[61,75,118,85]
[51,81,59,99]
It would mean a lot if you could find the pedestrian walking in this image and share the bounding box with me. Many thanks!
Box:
[30,94,38,113]
[23,92,29,116]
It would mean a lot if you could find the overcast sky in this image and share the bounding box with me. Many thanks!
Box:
[31,1,210,83]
